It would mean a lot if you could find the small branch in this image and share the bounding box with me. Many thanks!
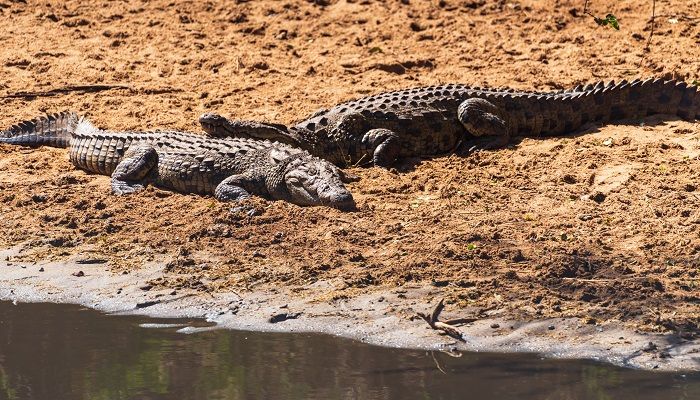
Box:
[645,0,657,51]
[581,1,619,30]
[2,84,129,99]
[652,13,700,22]
[582,0,597,20]
[442,317,478,325]
[561,276,664,283]
[417,298,466,342]
[433,321,464,340]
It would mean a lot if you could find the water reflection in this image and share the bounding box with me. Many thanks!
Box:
[0,302,698,400]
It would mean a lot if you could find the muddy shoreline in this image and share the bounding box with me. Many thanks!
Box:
[2,247,698,372]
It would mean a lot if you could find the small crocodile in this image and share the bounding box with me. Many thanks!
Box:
[200,78,700,167]
[0,112,355,210]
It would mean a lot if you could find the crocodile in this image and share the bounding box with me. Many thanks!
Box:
[0,112,356,210]
[199,78,700,167]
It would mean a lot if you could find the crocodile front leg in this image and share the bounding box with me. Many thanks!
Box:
[457,98,510,151]
[361,128,401,168]
[328,112,402,168]
[111,145,158,195]
[214,172,260,202]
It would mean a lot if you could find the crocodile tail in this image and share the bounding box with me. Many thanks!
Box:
[0,111,79,148]
[629,78,700,120]
[583,78,700,122]
[690,82,700,120]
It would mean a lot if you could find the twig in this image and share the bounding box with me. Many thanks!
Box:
[442,317,478,326]
[2,84,129,99]
[652,13,700,22]
[646,0,656,51]
[417,298,466,342]
[561,276,659,283]
[582,1,619,30]
[582,0,598,20]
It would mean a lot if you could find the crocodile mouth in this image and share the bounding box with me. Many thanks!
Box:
[198,113,226,132]
[323,190,356,211]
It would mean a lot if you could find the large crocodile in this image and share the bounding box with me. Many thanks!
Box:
[0,112,355,210]
[200,78,700,167]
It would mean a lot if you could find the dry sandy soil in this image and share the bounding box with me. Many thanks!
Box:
[0,0,699,354]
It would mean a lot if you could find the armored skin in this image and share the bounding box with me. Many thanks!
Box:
[1,112,355,210]
[200,78,700,167]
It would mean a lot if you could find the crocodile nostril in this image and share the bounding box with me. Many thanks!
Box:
[324,190,355,211]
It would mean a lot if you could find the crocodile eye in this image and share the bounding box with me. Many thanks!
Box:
[288,177,302,186]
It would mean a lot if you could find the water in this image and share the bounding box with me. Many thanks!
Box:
[0,302,698,400]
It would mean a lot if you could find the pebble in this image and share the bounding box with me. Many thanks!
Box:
[590,192,606,203]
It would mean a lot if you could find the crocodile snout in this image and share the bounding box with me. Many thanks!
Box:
[323,189,355,211]
[198,113,226,133]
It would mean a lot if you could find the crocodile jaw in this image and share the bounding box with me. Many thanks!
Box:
[283,159,355,211]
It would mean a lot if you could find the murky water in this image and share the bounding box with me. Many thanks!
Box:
[0,302,698,400]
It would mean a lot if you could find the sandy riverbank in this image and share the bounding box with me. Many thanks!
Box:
[1,0,699,371]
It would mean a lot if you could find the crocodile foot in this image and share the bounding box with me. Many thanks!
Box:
[458,98,509,142]
[361,128,401,168]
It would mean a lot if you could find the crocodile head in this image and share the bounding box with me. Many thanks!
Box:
[281,155,356,211]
